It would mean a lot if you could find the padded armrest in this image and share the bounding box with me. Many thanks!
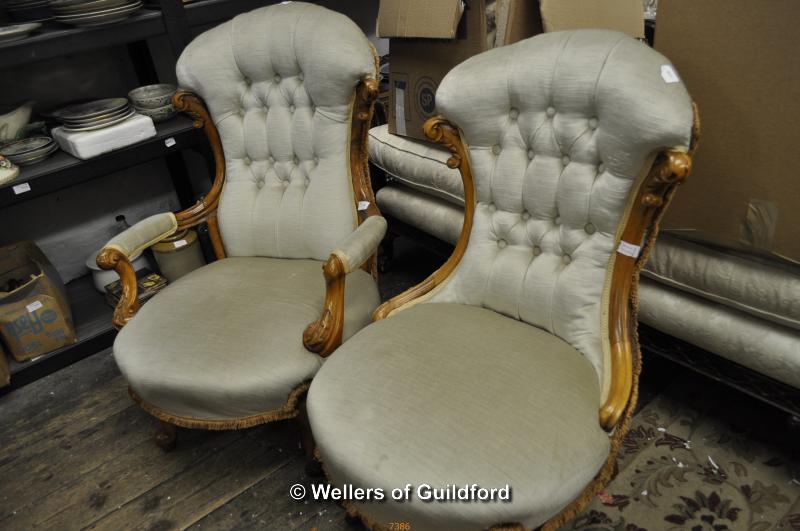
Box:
[101,213,178,260]
[331,215,387,274]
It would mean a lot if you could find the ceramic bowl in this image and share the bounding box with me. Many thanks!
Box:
[86,251,149,293]
[134,103,176,123]
[128,84,177,109]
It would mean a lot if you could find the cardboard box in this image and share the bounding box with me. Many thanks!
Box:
[0,342,9,388]
[655,0,800,264]
[381,0,542,140]
[538,0,644,38]
[0,242,76,362]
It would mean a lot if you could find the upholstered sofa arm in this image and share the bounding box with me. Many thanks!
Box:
[303,215,386,357]
[102,213,178,259]
[330,215,387,274]
[96,212,179,329]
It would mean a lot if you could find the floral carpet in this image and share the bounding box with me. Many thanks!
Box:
[563,378,800,531]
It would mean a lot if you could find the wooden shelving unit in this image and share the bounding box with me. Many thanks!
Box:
[0,0,278,390]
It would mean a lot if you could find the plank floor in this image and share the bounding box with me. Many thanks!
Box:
[0,350,349,531]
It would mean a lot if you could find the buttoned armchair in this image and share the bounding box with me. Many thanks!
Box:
[307,30,698,530]
[97,2,385,448]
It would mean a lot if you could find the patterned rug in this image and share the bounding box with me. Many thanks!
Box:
[563,378,800,531]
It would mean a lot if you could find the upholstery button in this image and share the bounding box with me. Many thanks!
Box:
[289,105,295,112]
[509,108,519,120]
[243,157,251,165]
[313,156,319,165]
[555,216,562,225]
[597,163,605,173]
[585,223,596,234]
[533,246,542,256]
[238,108,245,117]
[497,239,507,249]
[488,203,497,212]
[491,144,501,156]
[546,106,556,118]
[527,150,535,160]
[305,178,310,186]
[562,155,570,165]
[256,179,264,189]
[588,117,599,130]
[563,254,572,265]
[298,73,304,81]
[268,156,275,164]
[293,155,300,165]
[242,76,251,85]
[282,180,289,188]
[521,211,531,221]
[274,74,281,83]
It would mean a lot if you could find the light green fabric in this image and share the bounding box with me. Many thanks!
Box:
[307,303,610,531]
[176,3,377,260]
[375,185,464,245]
[332,215,387,273]
[103,212,176,259]
[114,257,379,420]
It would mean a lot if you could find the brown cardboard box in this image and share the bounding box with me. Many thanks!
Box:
[538,0,644,38]
[381,0,542,140]
[0,242,76,362]
[655,0,800,264]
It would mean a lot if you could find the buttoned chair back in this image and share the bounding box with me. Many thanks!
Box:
[427,30,695,400]
[176,2,377,260]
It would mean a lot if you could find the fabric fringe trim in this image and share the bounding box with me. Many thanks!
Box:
[128,382,310,431]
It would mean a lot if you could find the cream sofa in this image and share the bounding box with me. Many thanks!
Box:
[369,124,800,408]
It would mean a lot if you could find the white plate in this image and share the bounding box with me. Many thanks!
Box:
[54,0,139,19]
[0,22,41,42]
[61,108,135,131]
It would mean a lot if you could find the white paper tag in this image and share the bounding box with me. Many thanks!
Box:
[164,137,177,148]
[12,182,31,195]
[661,65,680,84]
[173,239,188,249]
[617,240,642,258]
[26,300,43,313]
[357,201,370,211]
[394,81,407,137]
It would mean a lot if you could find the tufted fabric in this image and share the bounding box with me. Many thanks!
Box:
[114,257,380,420]
[176,3,377,260]
[376,186,464,245]
[428,30,694,386]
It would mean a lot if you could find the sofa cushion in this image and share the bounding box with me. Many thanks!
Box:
[114,257,379,421]
[176,3,376,260]
[375,185,464,245]
[639,277,800,389]
[369,124,464,206]
[308,302,610,531]
[644,233,800,331]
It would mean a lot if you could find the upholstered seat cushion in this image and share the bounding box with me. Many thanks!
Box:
[369,124,464,206]
[375,185,464,245]
[308,303,610,530]
[114,257,379,421]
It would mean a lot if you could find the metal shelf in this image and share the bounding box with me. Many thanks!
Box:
[0,114,204,208]
[0,9,166,68]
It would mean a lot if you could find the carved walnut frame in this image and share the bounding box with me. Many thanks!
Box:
[97,76,381,361]
[374,106,700,432]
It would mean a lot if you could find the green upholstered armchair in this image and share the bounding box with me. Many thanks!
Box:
[96,2,385,448]
[307,30,698,530]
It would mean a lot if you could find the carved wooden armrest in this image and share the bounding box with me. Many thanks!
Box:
[373,115,476,321]
[97,90,228,330]
[303,216,387,357]
[96,213,179,328]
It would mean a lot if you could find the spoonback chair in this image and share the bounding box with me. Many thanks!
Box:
[307,30,697,530]
[97,2,386,445]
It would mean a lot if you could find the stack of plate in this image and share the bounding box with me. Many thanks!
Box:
[52,97,135,132]
[0,136,58,166]
[2,0,53,22]
[50,0,142,27]
[0,22,42,43]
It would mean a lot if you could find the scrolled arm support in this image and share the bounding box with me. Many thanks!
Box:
[96,247,141,329]
[303,254,347,357]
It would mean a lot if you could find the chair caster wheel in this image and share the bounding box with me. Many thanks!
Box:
[155,421,177,452]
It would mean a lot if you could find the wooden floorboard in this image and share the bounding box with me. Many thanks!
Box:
[0,350,351,531]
